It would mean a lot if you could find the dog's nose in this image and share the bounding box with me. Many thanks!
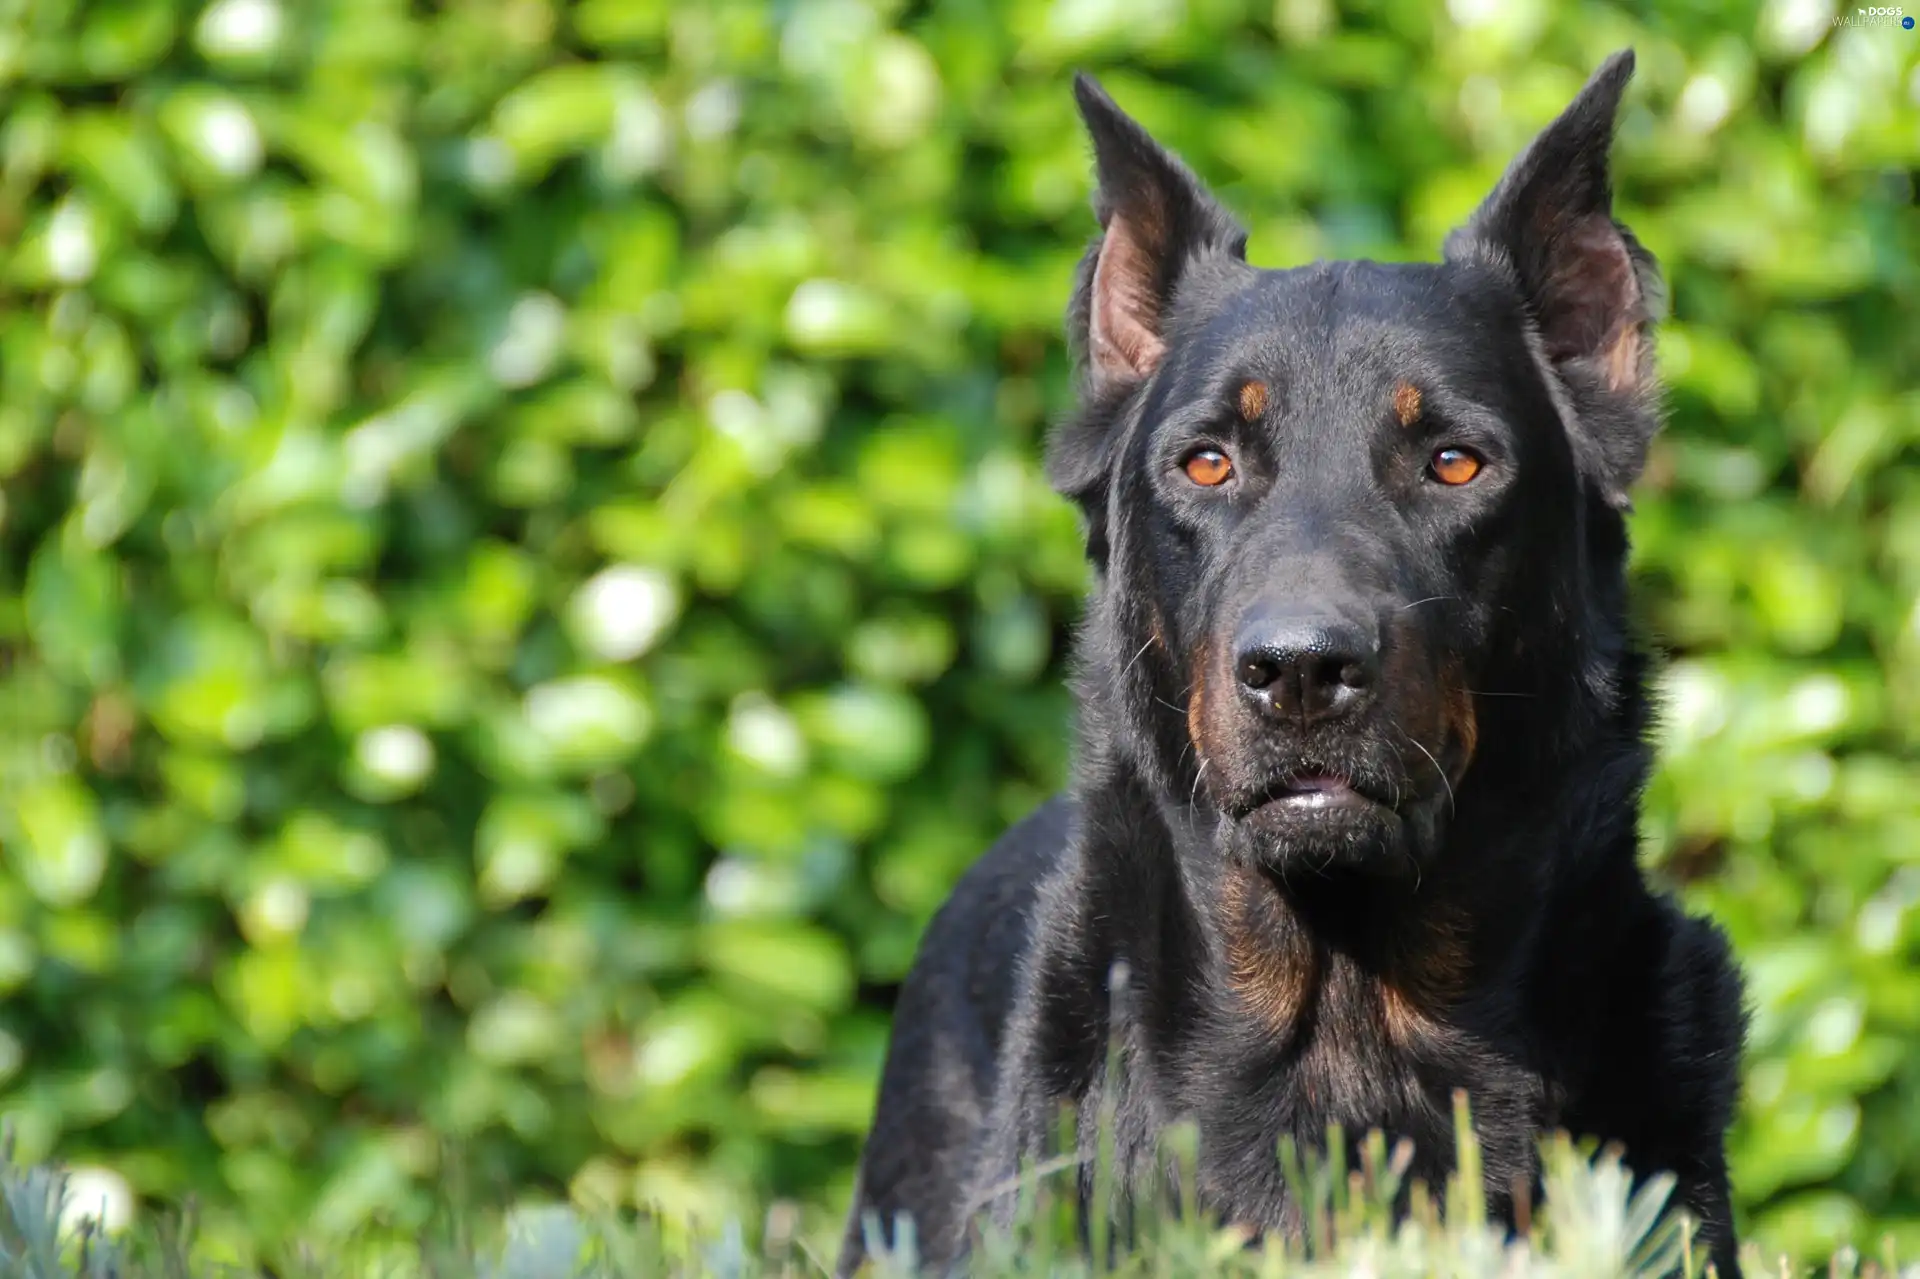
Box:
[1236,618,1379,724]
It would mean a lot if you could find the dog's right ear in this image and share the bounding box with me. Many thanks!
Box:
[1051,75,1246,540]
[1065,74,1247,399]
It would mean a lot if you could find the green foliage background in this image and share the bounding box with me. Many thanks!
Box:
[0,0,1915,1265]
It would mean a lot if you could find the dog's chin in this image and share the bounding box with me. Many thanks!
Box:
[1223,777,1437,878]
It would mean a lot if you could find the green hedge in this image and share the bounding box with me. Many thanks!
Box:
[0,0,1915,1266]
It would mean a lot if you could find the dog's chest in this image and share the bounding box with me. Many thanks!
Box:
[1196,991,1449,1146]
[1158,966,1537,1232]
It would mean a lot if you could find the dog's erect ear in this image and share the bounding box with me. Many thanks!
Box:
[1051,74,1247,555]
[1445,50,1665,508]
[1067,73,1247,399]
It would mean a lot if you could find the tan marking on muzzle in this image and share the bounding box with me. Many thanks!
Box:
[1392,380,1422,427]
[1443,670,1478,783]
[1238,379,1269,421]
[1187,643,1210,756]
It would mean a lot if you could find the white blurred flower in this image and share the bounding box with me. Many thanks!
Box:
[357,724,435,788]
[488,292,567,388]
[196,0,283,58]
[569,566,680,662]
[59,1166,134,1236]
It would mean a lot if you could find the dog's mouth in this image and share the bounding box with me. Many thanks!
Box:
[1228,771,1390,820]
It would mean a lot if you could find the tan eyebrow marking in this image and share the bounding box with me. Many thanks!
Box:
[1238,379,1268,421]
[1392,380,1423,427]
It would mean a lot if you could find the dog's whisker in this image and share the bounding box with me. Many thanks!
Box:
[1121,636,1156,679]
[1406,736,1455,816]
[1186,759,1209,845]
[1398,595,1462,612]
[1377,735,1407,810]
[1462,687,1535,699]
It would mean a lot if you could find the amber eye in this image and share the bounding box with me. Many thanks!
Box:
[1182,449,1235,487]
[1430,447,1482,486]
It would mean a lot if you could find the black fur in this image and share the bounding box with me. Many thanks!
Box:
[841,50,1747,1279]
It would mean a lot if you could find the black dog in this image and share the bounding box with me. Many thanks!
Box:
[840,50,1747,1279]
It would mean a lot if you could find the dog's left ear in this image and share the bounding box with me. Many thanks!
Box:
[1445,50,1665,509]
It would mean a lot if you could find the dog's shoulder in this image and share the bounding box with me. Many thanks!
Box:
[872,795,1081,1094]
[838,796,1080,1273]
[930,794,1077,961]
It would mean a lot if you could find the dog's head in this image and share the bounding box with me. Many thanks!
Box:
[1053,53,1662,878]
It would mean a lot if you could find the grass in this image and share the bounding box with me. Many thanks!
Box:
[1,1104,1910,1279]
